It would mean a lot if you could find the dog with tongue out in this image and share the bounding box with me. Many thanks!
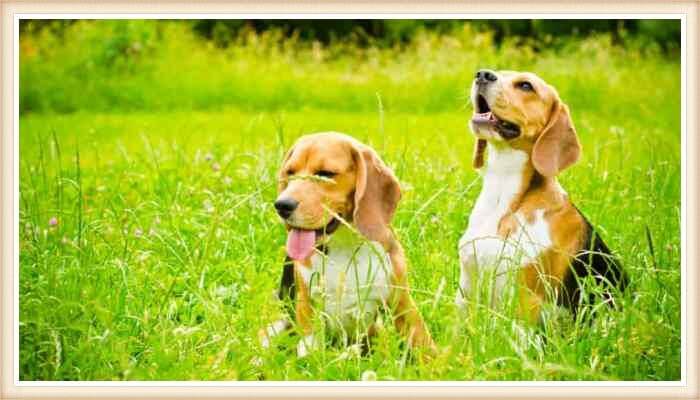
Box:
[258,132,435,358]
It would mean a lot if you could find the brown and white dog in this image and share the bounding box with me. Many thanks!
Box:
[457,69,627,323]
[261,132,435,357]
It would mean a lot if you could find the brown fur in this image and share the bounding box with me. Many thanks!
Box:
[470,70,623,322]
[265,132,435,354]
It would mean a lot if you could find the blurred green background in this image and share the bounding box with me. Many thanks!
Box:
[20,19,679,115]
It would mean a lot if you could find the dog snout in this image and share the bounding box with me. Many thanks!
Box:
[475,69,497,85]
[274,197,299,219]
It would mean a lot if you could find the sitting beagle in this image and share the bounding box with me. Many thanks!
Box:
[260,132,435,357]
[457,69,628,322]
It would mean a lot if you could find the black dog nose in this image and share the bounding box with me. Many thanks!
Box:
[475,69,498,85]
[274,197,298,219]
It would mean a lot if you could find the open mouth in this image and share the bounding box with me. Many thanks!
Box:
[472,95,521,139]
[285,218,341,261]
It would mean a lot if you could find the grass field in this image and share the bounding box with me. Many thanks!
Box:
[19,21,681,381]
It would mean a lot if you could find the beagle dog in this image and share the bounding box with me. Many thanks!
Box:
[260,132,435,357]
[457,69,628,323]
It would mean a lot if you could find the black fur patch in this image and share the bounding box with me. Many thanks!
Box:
[277,256,296,301]
[558,209,628,318]
[276,245,329,319]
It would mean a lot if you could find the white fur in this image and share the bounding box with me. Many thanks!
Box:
[261,318,290,349]
[294,225,392,356]
[457,144,552,307]
[297,334,316,358]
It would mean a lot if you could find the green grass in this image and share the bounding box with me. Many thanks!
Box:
[19,21,681,381]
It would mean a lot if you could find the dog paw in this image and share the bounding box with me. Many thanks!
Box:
[259,318,291,349]
[296,334,316,358]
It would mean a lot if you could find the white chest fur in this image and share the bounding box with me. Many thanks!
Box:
[300,226,393,331]
[457,145,552,306]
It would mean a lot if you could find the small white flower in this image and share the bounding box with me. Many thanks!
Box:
[251,356,264,367]
[134,228,143,238]
[203,200,215,213]
[361,370,377,381]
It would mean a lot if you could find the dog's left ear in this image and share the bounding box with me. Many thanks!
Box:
[532,100,581,177]
[351,143,401,245]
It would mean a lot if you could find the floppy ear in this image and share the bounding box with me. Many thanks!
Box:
[532,101,581,177]
[277,145,295,194]
[473,139,487,169]
[351,144,401,245]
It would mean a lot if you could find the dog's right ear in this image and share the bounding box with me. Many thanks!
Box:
[351,143,401,246]
[532,101,581,177]
[277,145,295,193]
[472,139,487,169]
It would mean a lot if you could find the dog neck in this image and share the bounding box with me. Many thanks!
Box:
[475,142,566,220]
[470,143,541,225]
[319,224,369,252]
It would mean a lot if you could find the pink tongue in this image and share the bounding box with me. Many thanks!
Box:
[286,228,317,260]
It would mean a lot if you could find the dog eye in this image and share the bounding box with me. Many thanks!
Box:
[315,170,337,178]
[516,81,534,92]
[286,169,295,176]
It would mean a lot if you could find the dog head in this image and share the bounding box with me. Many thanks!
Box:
[469,69,581,178]
[275,132,401,260]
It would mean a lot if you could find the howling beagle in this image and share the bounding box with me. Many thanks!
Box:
[260,132,435,357]
[457,69,627,322]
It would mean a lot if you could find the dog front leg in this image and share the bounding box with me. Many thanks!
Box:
[517,263,547,324]
[392,288,436,353]
[294,264,317,358]
[388,250,436,357]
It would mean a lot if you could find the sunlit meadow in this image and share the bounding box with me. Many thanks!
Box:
[19,21,681,381]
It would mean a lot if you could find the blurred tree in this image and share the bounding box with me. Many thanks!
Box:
[189,19,680,51]
[21,19,680,52]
